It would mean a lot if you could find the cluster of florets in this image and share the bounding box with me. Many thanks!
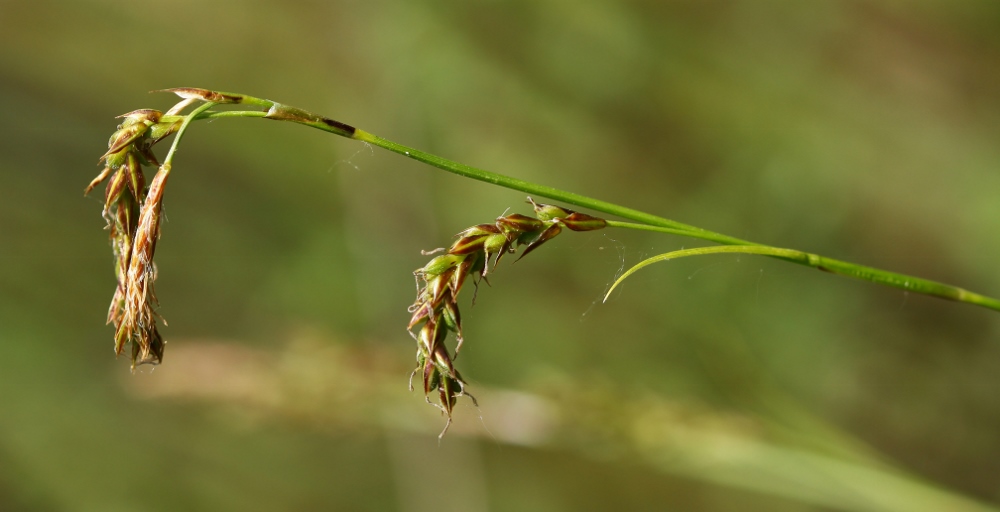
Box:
[86,90,259,368]
[408,198,606,434]
[86,109,182,368]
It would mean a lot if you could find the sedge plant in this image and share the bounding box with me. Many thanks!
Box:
[88,88,1000,432]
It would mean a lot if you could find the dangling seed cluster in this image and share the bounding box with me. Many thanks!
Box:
[408,198,606,434]
[86,109,186,368]
[86,90,251,368]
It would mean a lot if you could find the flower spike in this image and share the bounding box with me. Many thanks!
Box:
[89,94,216,368]
[408,199,605,435]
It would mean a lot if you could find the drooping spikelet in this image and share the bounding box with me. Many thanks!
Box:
[408,198,606,435]
[88,109,181,368]
[88,88,347,369]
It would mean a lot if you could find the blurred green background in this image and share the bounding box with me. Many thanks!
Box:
[3,1,1000,510]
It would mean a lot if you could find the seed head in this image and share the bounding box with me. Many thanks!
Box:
[88,101,191,368]
[408,199,606,436]
[117,167,170,368]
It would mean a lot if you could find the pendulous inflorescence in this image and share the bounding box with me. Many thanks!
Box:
[87,90,240,369]
[86,108,186,368]
[408,198,606,435]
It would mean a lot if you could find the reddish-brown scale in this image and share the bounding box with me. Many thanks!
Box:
[85,167,113,195]
[560,212,607,231]
[104,170,127,212]
[457,224,500,237]
[517,223,562,261]
[450,258,475,295]
[497,213,544,234]
[159,88,243,104]
[449,235,489,255]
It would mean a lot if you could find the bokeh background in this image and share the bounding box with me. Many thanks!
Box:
[3,1,1000,510]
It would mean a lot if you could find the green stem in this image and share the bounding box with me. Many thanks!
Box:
[354,132,750,244]
[605,220,719,240]
[166,107,743,243]
[156,90,1000,313]
[162,101,218,169]
[602,245,1000,311]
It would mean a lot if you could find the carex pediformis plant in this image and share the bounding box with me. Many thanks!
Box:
[408,198,606,435]
[89,87,1000,436]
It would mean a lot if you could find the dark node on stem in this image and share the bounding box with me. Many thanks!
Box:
[264,104,356,136]
[320,117,356,136]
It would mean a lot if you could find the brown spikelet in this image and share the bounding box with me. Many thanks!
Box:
[85,166,113,196]
[408,199,605,436]
[119,167,170,367]
[93,99,210,369]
